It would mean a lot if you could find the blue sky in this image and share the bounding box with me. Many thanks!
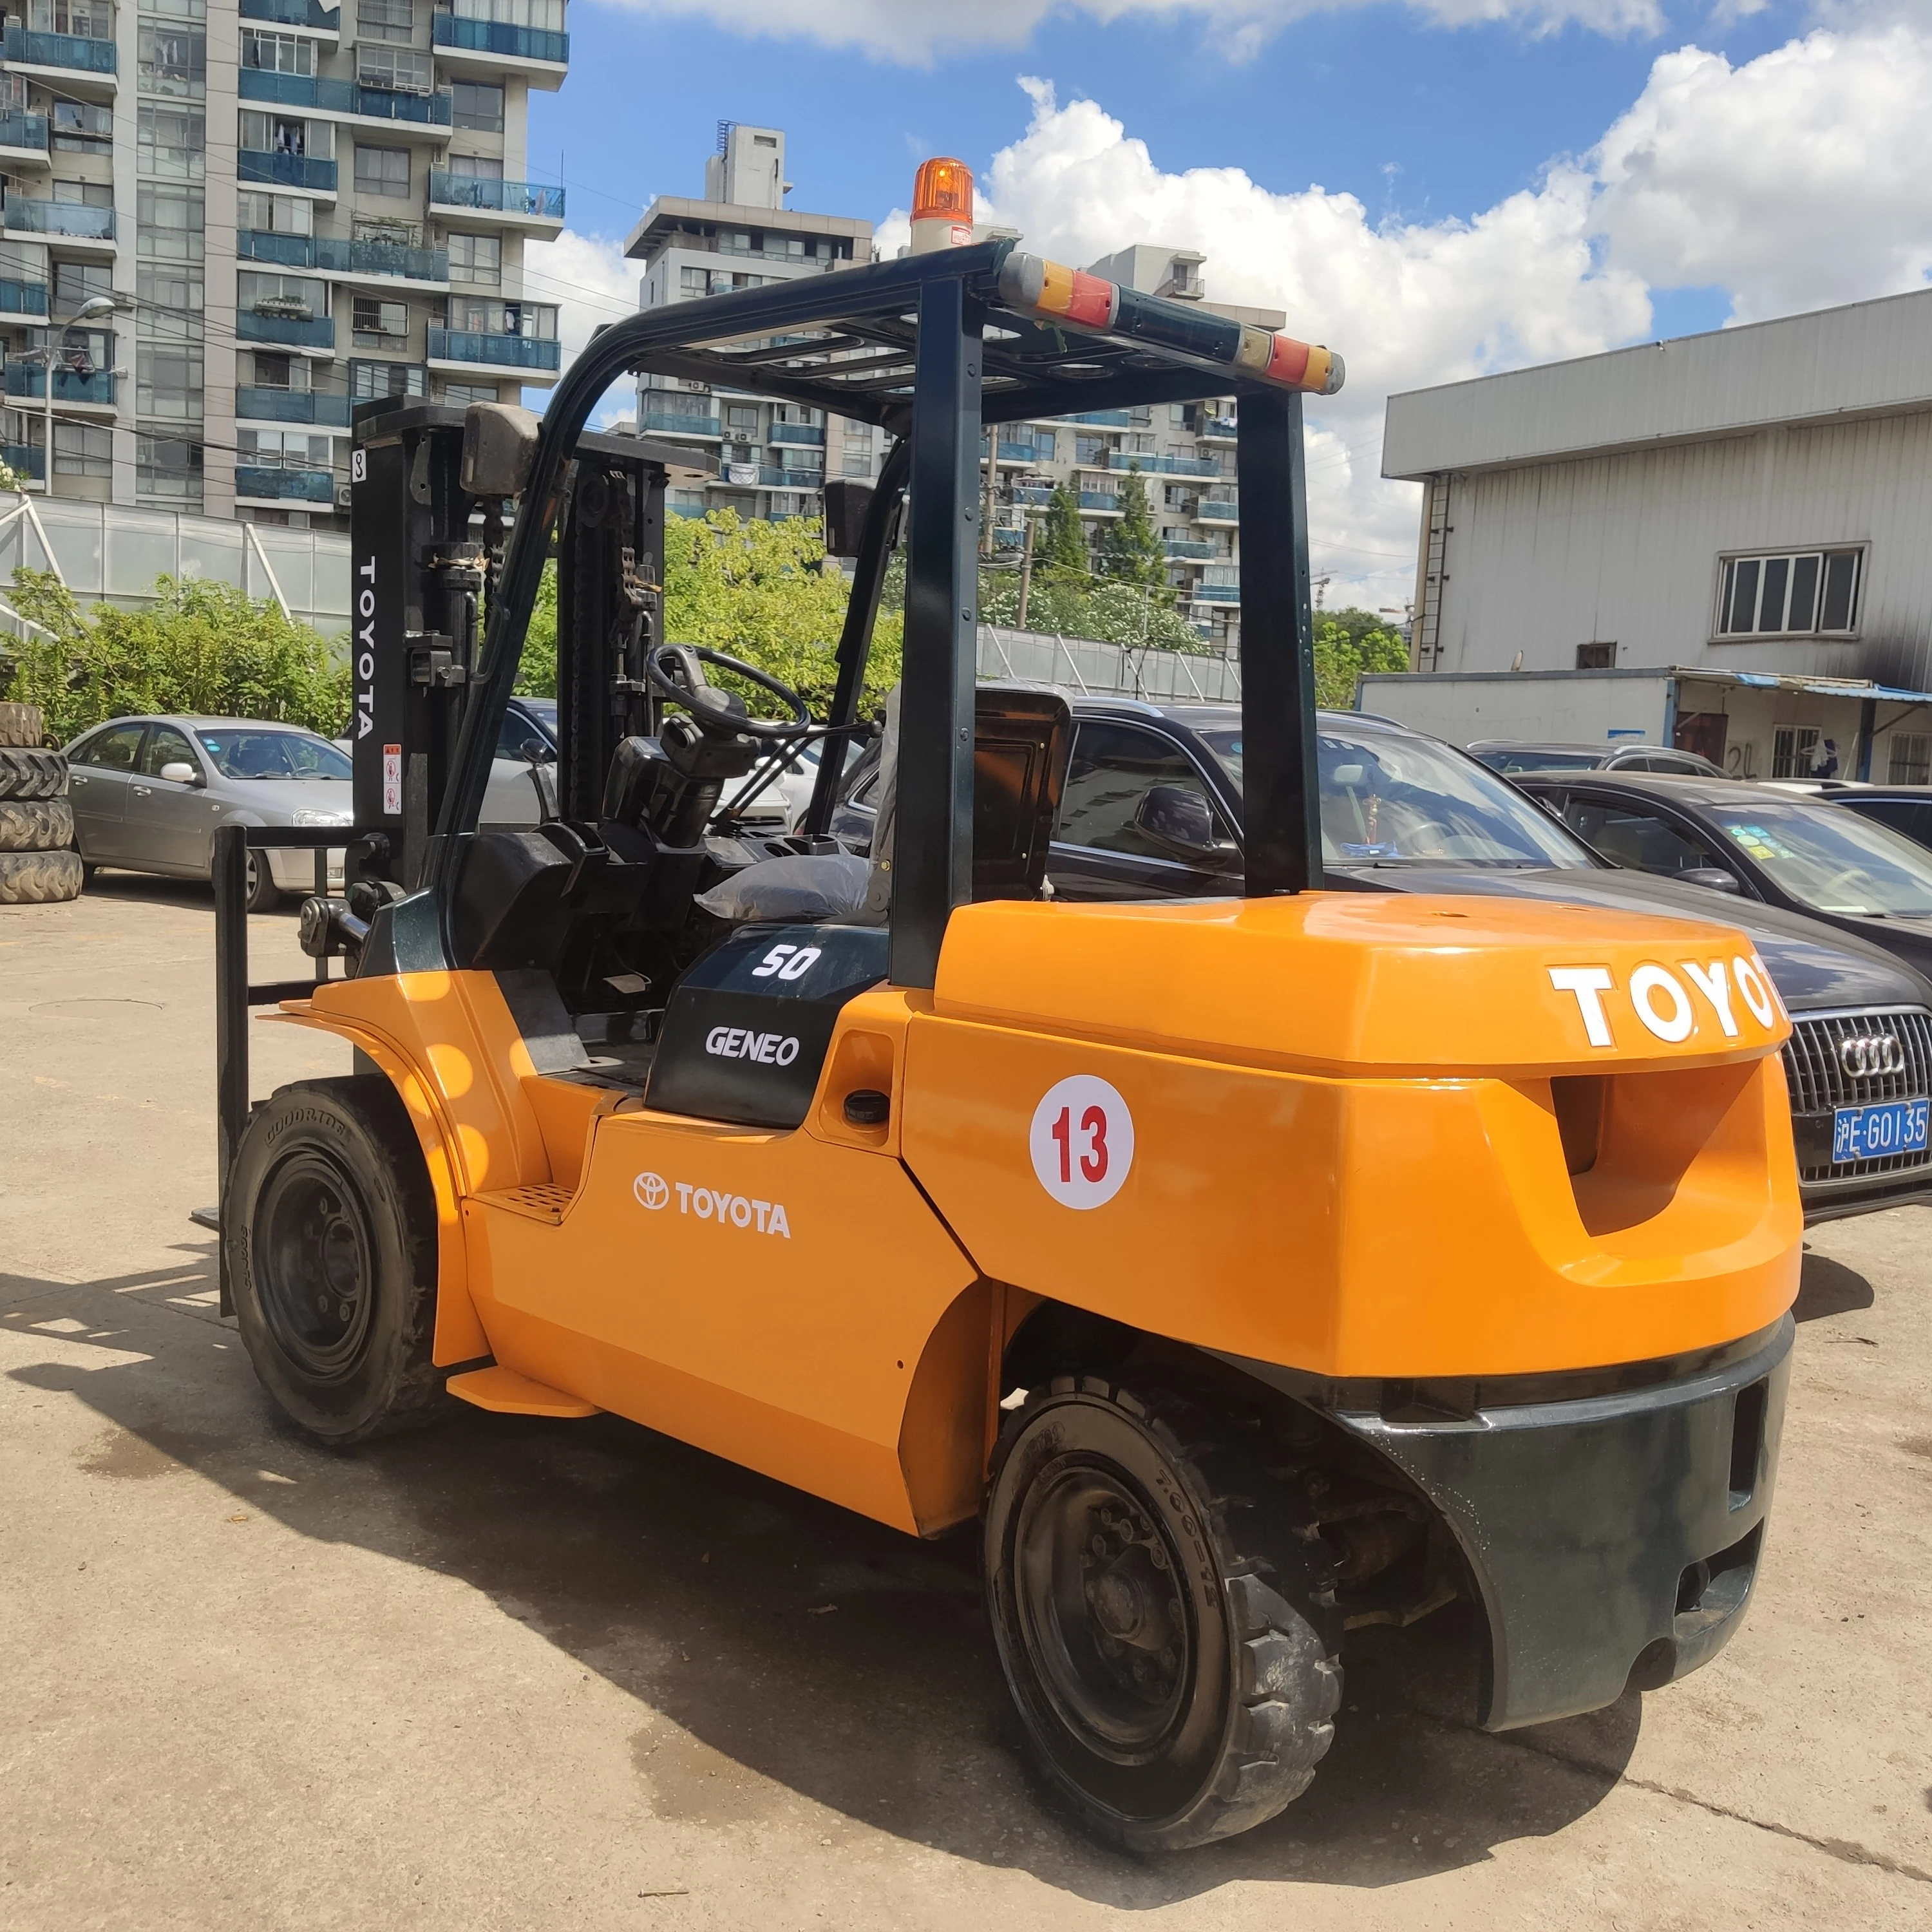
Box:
[521,0,1932,599]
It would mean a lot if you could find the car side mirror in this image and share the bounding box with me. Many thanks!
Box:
[461,402,541,498]
[1679,867,1741,895]
[1134,784,1239,869]
[158,761,201,786]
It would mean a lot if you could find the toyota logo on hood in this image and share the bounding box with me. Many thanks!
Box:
[1839,1034,1907,1078]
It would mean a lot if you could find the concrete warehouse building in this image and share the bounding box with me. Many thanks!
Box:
[0,0,567,526]
[1380,285,1932,780]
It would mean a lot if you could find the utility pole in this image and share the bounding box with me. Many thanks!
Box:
[1016,515,1034,629]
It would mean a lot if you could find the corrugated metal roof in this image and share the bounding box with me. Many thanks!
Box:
[1359,665,1932,705]
[1383,284,1932,480]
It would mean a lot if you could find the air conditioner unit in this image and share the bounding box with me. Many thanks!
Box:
[334,484,352,508]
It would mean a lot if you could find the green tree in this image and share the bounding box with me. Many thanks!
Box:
[1312,611,1408,710]
[1039,480,1090,574]
[5,569,347,741]
[1098,463,1166,589]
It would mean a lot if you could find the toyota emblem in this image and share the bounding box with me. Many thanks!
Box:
[1838,1034,1906,1078]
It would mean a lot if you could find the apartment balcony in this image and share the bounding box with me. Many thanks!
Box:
[240,0,342,32]
[643,409,721,438]
[432,14,569,90]
[0,279,49,319]
[1063,409,1132,427]
[236,386,352,428]
[0,112,50,166]
[1198,416,1238,443]
[1078,491,1122,515]
[768,422,824,448]
[1163,538,1217,560]
[712,464,822,490]
[1191,583,1241,604]
[428,172,565,233]
[1107,451,1220,478]
[238,310,337,351]
[6,363,115,407]
[1,26,117,95]
[235,465,337,505]
[3,442,43,481]
[1194,497,1239,524]
[238,69,453,135]
[240,229,450,289]
[426,326,560,377]
[1009,486,1053,507]
[981,437,1047,466]
[1,198,115,247]
[238,149,339,195]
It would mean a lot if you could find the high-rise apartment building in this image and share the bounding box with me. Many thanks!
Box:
[0,0,567,527]
[623,123,880,522]
[986,245,1282,654]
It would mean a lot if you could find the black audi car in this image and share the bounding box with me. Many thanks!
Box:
[833,701,1932,1224]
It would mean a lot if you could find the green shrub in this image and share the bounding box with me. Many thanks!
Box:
[3,569,348,743]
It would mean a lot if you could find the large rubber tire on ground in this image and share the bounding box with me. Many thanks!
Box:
[985,1377,1343,1852]
[0,848,83,903]
[0,700,46,746]
[0,798,74,851]
[0,744,67,801]
[226,1076,450,1446]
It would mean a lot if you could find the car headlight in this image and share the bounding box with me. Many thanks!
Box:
[292,810,352,828]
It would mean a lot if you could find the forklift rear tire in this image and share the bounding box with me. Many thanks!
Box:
[227,1077,448,1447]
[985,1378,1342,1852]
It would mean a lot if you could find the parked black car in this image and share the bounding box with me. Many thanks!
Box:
[1469,739,1729,779]
[1827,786,1932,855]
[835,701,1932,1223]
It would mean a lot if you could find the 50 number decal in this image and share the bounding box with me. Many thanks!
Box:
[1029,1075,1134,1210]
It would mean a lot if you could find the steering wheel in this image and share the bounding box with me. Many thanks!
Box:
[646,644,811,742]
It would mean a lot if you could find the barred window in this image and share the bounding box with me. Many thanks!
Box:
[1888,733,1932,786]
[351,296,408,347]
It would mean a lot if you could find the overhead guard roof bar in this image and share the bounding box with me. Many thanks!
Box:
[429,236,1338,974]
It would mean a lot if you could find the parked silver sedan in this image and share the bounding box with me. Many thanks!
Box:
[65,714,350,909]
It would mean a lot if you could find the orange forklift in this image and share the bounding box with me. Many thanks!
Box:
[211,172,1801,1850]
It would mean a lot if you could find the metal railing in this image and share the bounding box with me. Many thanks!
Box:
[235,465,336,502]
[238,150,338,192]
[2,196,114,238]
[426,326,560,370]
[1062,409,1132,426]
[239,229,449,281]
[1107,451,1220,478]
[240,0,342,24]
[643,410,721,437]
[0,111,49,151]
[237,311,336,348]
[432,14,567,61]
[5,362,114,403]
[2,441,43,479]
[1195,497,1239,522]
[428,172,565,218]
[1078,491,1121,512]
[1163,538,1216,560]
[2,25,117,71]
[236,386,352,427]
[0,277,48,316]
[238,70,453,125]
[768,421,824,446]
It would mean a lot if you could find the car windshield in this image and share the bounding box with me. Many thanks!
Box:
[1475,748,1604,773]
[1198,725,1595,867]
[1709,801,1932,917]
[198,730,350,780]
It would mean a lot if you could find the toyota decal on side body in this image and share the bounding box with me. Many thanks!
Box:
[633,1171,791,1236]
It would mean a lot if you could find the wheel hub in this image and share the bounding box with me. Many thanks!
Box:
[254,1151,375,1381]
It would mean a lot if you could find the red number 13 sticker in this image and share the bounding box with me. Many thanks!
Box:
[1029,1075,1135,1209]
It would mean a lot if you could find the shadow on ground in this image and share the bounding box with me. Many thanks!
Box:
[4,1251,1642,1908]
[1794,1248,1877,1323]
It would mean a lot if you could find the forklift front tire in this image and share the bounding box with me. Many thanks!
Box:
[985,1378,1343,1852]
[227,1077,448,1446]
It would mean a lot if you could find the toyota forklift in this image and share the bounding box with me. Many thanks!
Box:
[211,170,1803,1851]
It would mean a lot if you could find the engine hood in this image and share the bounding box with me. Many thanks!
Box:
[1334,866,1932,1014]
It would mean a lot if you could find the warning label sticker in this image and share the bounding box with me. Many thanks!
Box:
[382,743,402,817]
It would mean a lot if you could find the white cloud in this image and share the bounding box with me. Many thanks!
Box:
[592,0,1662,68]
[520,228,640,418]
[1593,27,1932,319]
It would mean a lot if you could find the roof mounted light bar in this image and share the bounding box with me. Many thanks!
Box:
[995,250,1345,397]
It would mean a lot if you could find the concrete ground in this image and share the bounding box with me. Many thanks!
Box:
[2,873,1929,1931]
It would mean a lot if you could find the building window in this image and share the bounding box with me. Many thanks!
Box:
[1771,726,1821,780]
[138,22,207,100]
[137,433,203,506]
[1888,733,1932,786]
[54,422,111,478]
[725,403,758,433]
[138,106,205,180]
[240,29,312,76]
[446,232,500,287]
[31,0,114,36]
[349,359,426,401]
[239,271,323,318]
[357,45,433,93]
[249,351,308,391]
[352,296,408,348]
[355,145,411,200]
[137,263,204,342]
[451,82,503,133]
[237,189,313,236]
[240,112,333,160]
[1575,641,1616,670]
[357,0,414,42]
[53,261,113,314]
[51,101,112,154]
[137,343,205,421]
[1716,548,1862,638]
[448,153,503,180]
[239,428,331,471]
[439,381,498,405]
[53,177,113,209]
[1075,434,1110,466]
[137,184,205,261]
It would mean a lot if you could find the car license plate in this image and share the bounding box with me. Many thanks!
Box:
[1832,1097,1930,1162]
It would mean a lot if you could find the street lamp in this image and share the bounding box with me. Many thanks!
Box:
[21,292,118,497]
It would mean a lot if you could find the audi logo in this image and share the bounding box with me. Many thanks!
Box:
[1839,1034,1908,1077]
